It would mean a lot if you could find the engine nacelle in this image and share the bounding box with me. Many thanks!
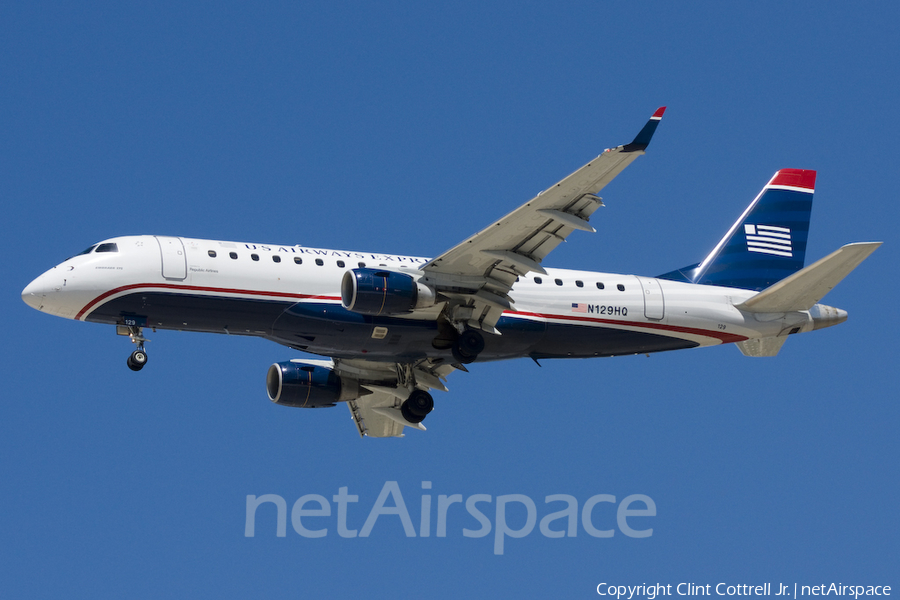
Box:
[341,268,436,315]
[266,361,360,408]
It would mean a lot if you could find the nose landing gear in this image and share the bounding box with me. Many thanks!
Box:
[127,349,148,371]
[119,325,149,371]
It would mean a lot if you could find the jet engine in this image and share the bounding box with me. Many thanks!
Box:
[341,268,436,315]
[266,361,361,408]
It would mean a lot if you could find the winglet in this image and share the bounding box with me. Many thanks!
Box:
[623,106,666,152]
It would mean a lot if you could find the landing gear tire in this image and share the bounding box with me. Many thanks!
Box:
[127,349,148,372]
[401,390,434,424]
[400,402,425,424]
[452,329,484,364]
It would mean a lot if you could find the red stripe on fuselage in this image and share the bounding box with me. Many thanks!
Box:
[75,283,340,321]
[510,310,747,344]
[78,285,748,345]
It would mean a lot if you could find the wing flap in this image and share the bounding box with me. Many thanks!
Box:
[736,336,788,357]
[421,107,666,331]
[347,391,407,438]
[336,358,456,438]
[422,149,645,279]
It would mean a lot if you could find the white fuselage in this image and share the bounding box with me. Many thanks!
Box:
[23,235,843,364]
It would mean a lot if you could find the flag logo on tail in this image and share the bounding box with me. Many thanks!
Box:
[744,224,792,257]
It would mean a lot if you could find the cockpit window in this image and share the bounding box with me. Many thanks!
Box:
[77,245,97,256]
[95,243,119,253]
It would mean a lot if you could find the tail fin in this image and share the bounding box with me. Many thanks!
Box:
[658,169,816,291]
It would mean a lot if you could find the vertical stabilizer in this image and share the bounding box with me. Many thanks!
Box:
[659,169,816,291]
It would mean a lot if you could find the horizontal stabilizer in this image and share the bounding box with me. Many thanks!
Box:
[736,242,881,313]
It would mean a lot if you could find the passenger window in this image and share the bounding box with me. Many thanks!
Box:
[596,282,605,290]
[555,279,563,286]
[576,280,584,288]
[315,259,324,266]
[617,284,625,291]
[272,256,281,263]
[358,262,366,268]
[229,252,238,260]
[251,254,260,261]
[95,243,118,253]
[337,260,345,268]
[534,277,542,284]
[294,257,302,265]
[208,250,217,258]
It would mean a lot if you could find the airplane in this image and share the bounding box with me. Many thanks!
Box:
[21,107,881,438]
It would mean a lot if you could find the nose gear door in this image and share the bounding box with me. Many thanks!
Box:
[155,236,187,280]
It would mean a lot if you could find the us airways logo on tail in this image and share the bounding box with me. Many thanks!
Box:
[744,224,792,257]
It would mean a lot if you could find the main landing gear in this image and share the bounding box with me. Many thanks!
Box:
[391,365,435,425]
[400,389,434,424]
[451,329,485,365]
[120,325,149,372]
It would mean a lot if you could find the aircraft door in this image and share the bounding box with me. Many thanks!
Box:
[155,236,187,280]
[636,276,665,320]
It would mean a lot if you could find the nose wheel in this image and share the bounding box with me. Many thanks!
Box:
[127,349,148,371]
[120,325,150,371]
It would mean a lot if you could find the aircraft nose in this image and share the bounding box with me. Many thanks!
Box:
[22,272,58,311]
[22,278,45,310]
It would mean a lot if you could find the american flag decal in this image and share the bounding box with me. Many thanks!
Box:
[744,224,792,257]
[571,303,587,313]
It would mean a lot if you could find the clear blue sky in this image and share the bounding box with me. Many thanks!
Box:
[2,2,897,598]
